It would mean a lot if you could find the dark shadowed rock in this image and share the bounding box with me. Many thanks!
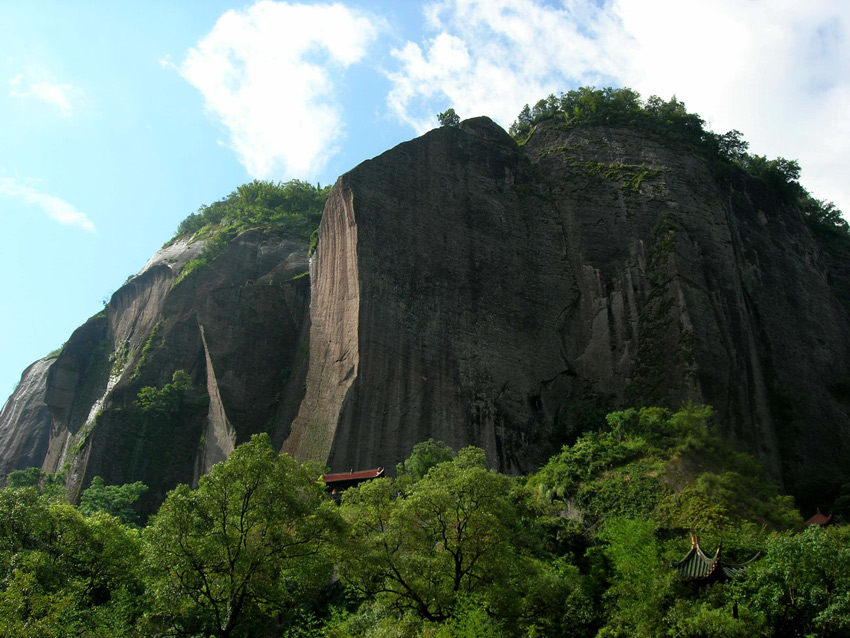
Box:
[286,118,850,499]
[4,229,311,513]
[2,118,850,510]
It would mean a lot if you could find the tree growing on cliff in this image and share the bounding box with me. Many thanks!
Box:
[437,107,460,127]
[174,179,330,240]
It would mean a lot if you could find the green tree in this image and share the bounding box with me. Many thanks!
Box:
[395,438,456,482]
[594,517,674,638]
[175,179,330,241]
[437,108,460,128]
[734,525,850,637]
[0,487,144,637]
[5,466,43,489]
[341,447,526,625]
[803,198,849,237]
[141,434,343,638]
[4,466,67,501]
[78,476,148,526]
[135,369,191,415]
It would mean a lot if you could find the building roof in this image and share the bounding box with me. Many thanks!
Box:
[672,536,759,582]
[804,508,833,526]
[322,468,385,484]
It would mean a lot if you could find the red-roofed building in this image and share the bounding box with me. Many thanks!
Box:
[804,508,833,526]
[322,468,385,494]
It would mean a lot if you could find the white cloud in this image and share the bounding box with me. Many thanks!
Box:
[9,70,80,117]
[611,0,850,214]
[0,179,96,233]
[387,0,850,213]
[176,1,378,179]
[386,0,631,134]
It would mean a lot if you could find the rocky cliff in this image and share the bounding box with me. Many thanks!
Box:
[0,229,311,512]
[286,117,850,500]
[2,117,850,508]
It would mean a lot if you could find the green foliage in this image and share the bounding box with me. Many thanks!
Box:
[308,226,320,257]
[395,438,456,482]
[5,466,45,489]
[541,152,661,193]
[595,517,674,637]
[530,404,798,532]
[175,179,330,240]
[437,108,460,128]
[172,179,330,285]
[141,433,343,637]
[5,467,67,501]
[339,446,592,637]
[663,594,761,637]
[135,369,191,415]
[0,407,831,637]
[511,86,848,238]
[803,196,850,248]
[78,476,148,526]
[0,487,144,636]
[44,343,64,359]
[509,87,705,150]
[131,320,162,379]
[341,448,522,623]
[734,525,850,637]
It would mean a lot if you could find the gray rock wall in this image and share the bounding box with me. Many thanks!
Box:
[0,358,54,484]
[286,118,850,495]
[2,117,849,507]
[0,229,312,511]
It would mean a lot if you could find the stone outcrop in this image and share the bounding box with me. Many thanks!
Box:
[2,116,850,508]
[286,117,850,497]
[0,229,311,512]
[0,358,55,483]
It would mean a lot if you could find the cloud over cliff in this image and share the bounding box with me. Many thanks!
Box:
[175,1,378,179]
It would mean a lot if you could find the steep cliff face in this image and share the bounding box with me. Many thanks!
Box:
[1,229,312,512]
[0,358,55,482]
[287,119,581,472]
[3,117,850,506]
[286,117,850,496]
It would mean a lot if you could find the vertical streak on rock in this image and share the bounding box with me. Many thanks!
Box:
[195,322,235,480]
[284,183,360,462]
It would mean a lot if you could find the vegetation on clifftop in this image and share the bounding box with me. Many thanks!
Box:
[172,179,330,284]
[510,87,848,239]
[175,179,330,241]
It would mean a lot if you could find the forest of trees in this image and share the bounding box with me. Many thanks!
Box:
[3,405,849,637]
[174,179,330,241]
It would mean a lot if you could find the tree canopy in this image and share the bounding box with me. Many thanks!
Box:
[142,433,342,638]
[78,476,148,526]
[0,404,843,637]
[437,108,460,128]
[171,179,331,285]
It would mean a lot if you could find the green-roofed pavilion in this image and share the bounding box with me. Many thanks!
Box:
[672,536,759,583]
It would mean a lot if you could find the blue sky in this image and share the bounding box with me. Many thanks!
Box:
[1,0,849,400]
